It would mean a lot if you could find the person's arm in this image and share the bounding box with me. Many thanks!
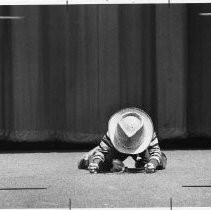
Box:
[88,133,112,173]
[145,132,162,172]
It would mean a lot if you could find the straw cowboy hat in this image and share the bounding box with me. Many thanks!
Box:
[108,107,154,154]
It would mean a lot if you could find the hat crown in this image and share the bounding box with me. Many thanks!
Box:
[118,115,143,138]
[115,114,144,149]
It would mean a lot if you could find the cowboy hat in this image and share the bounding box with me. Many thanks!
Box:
[108,107,154,154]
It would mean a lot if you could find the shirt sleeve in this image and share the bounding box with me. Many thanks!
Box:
[91,133,113,165]
[148,132,162,168]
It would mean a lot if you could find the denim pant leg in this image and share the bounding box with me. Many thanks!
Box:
[99,148,128,171]
[133,150,167,170]
[132,150,150,168]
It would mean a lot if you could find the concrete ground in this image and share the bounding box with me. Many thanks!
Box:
[0,150,210,208]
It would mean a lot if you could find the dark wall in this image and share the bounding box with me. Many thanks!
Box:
[0,4,209,144]
[188,4,211,137]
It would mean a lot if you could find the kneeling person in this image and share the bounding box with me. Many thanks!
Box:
[78,107,167,174]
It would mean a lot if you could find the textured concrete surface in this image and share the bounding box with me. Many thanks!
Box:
[0,150,210,208]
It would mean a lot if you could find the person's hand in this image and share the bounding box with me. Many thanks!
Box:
[88,163,99,174]
[144,163,156,173]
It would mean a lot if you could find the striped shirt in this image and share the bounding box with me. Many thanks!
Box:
[148,132,162,164]
[91,131,162,168]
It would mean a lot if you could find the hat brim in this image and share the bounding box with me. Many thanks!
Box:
[108,107,154,154]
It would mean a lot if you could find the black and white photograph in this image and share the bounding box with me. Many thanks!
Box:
[0,1,211,209]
